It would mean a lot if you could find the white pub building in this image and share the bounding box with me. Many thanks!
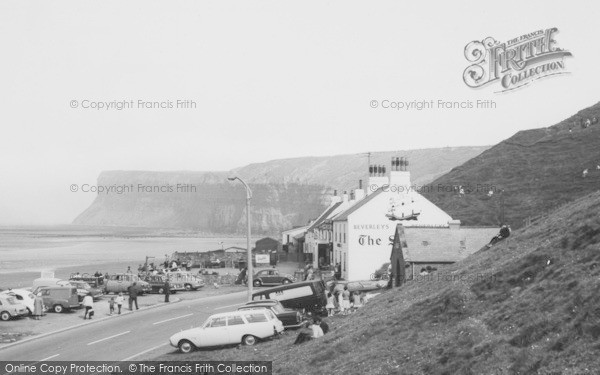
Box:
[323,157,497,281]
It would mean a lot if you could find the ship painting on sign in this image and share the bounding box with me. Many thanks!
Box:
[386,197,421,221]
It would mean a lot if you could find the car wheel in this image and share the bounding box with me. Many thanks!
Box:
[185,284,193,291]
[0,311,10,321]
[53,305,64,313]
[282,279,291,284]
[253,280,262,287]
[242,335,257,346]
[178,340,195,353]
[158,288,164,294]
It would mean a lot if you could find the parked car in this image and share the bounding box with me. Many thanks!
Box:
[69,273,105,289]
[165,271,205,291]
[104,273,151,295]
[67,280,104,301]
[252,269,295,287]
[238,299,307,329]
[35,286,80,313]
[252,280,328,316]
[0,289,36,315]
[169,310,284,353]
[0,295,29,321]
[142,275,185,294]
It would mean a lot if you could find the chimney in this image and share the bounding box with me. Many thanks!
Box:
[353,179,366,202]
[330,189,342,204]
[342,190,349,203]
[367,164,389,195]
[389,156,411,191]
[448,219,461,230]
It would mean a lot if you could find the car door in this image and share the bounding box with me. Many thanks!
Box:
[264,270,276,285]
[199,316,230,346]
[226,314,247,343]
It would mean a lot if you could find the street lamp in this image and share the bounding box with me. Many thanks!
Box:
[228,176,253,301]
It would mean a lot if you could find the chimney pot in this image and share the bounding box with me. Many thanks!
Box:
[359,179,363,189]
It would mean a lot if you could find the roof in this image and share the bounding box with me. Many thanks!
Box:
[333,188,385,221]
[402,226,498,262]
[307,202,342,232]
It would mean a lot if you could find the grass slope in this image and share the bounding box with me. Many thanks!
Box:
[160,190,600,374]
[423,101,600,229]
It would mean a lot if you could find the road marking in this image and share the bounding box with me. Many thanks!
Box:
[121,343,170,361]
[153,313,193,325]
[39,354,60,361]
[214,302,245,310]
[87,331,130,346]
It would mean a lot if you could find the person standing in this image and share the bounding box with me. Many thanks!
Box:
[341,286,351,315]
[108,297,115,315]
[115,292,124,314]
[325,292,335,317]
[33,294,44,320]
[128,282,139,310]
[82,293,93,319]
[164,277,171,303]
[334,263,341,280]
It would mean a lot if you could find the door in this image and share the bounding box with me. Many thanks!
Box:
[200,316,230,346]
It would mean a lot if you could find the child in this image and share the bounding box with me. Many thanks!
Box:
[115,292,124,314]
[108,297,115,315]
[325,292,335,317]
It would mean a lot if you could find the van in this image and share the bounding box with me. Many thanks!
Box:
[251,280,327,315]
[36,286,80,313]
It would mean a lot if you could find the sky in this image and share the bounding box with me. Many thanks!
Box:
[1,0,599,224]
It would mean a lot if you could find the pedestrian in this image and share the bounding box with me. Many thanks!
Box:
[83,293,93,319]
[325,292,335,317]
[115,292,124,314]
[164,277,171,303]
[341,286,351,315]
[126,266,132,274]
[337,290,344,315]
[127,282,139,310]
[353,292,363,310]
[315,317,329,335]
[306,266,314,281]
[108,296,115,315]
[310,319,324,338]
[334,263,341,280]
[33,293,44,320]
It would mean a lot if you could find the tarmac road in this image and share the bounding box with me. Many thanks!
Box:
[0,291,249,361]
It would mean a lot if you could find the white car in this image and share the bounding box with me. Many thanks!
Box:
[169,310,284,353]
[0,295,29,321]
[0,289,36,315]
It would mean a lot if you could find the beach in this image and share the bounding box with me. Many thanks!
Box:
[0,225,258,289]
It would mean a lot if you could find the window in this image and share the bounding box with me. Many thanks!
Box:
[208,317,227,327]
[228,315,245,326]
[244,313,268,323]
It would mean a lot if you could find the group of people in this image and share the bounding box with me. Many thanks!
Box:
[325,285,367,316]
[294,316,329,344]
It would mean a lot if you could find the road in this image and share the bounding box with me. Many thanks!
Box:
[0,291,248,361]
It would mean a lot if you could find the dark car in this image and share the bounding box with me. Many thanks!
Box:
[238,299,307,329]
[252,280,328,316]
[252,269,295,287]
[142,275,185,294]
[68,280,104,301]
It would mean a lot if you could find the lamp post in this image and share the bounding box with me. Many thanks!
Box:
[228,176,253,301]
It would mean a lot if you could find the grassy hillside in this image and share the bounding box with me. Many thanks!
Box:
[233,147,489,191]
[160,190,600,374]
[423,101,600,229]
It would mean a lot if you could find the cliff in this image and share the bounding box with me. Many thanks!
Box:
[73,147,489,234]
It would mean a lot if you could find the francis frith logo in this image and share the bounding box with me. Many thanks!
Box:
[463,28,572,92]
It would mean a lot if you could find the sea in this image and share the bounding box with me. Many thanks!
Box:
[0,225,254,289]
